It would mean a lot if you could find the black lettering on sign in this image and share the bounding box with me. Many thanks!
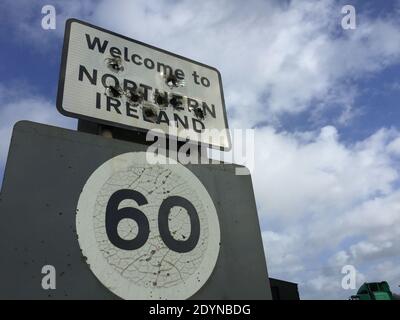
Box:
[101,73,119,88]
[131,54,142,65]
[192,118,205,133]
[174,114,189,129]
[78,65,97,85]
[85,34,109,53]
[158,196,200,253]
[126,103,139,118]
[110,46,122,58]
[105,190,200,253]
[123,79,137,91]
[106,96,121,114]
[156,110,170,125]
[157,62,173,77]
[175,69,185,80]
[144,58,155,69]
[106,189,150,250]
[139,84,152,101]
[202,101,216,118]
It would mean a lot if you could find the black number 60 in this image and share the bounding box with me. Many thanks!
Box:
[105,189,200,253]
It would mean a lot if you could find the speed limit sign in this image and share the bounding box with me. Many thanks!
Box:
[0,121,271,299]
[76,152,221,300]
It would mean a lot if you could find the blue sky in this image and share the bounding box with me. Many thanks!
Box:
[1,0,400,299]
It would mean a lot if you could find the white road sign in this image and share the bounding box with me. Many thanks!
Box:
[57,19,230,149]
[76,152,221,300]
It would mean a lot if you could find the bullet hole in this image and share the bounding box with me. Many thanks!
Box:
[143,105,158,123]
[130,92,141,103]
[170,96,182,109]
[105,85,122,98]
[166,74,179,88]
[144,107,155,118]
[194,107,205,120]
[127,89,143,105]
[153,282,157,286]
[105,57,124,73]
[156,95,165,105]
[154,92,167,106]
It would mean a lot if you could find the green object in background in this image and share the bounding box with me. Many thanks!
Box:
[351,282,394,300]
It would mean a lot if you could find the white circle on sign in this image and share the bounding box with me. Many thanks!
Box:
[76,152,220,300]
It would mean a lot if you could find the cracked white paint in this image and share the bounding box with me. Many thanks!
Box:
[76,152,220,299]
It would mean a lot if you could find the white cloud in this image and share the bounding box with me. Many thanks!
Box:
[387,137,400,156]
[0,84,75,174]
[350,241,394,262]
[254,126,399,222]
[255,125,400,298]
[0,0,96,51]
